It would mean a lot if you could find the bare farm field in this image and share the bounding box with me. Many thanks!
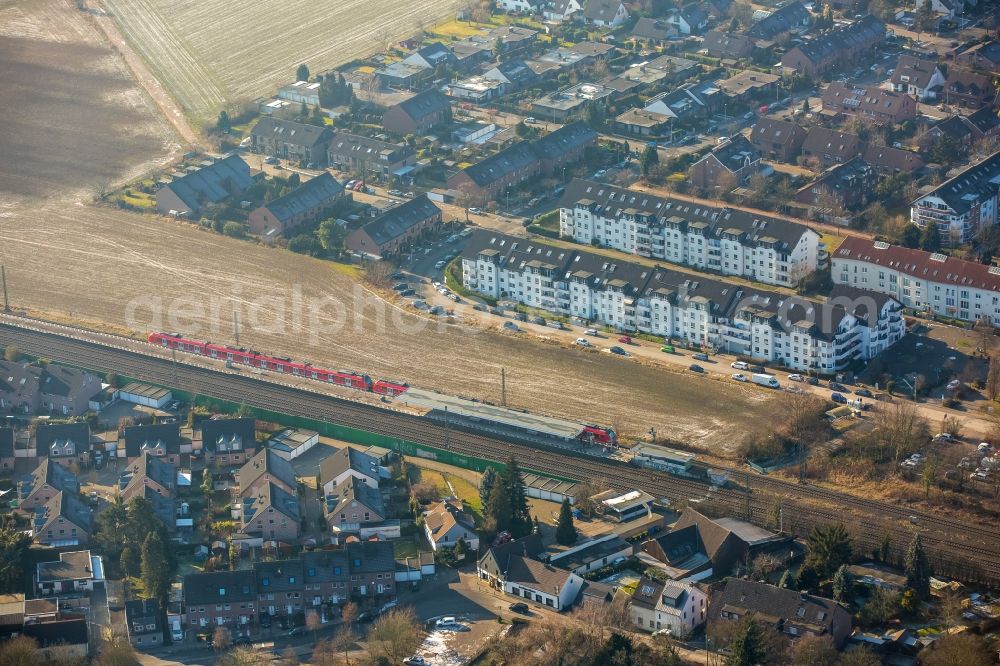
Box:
[0,199,779,451]
[99,0,468,124]
[0,0,178,202]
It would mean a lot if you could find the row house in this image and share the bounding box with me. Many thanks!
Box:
[200,417,256,466]
[821,83,917,125]
[325,475,385,533]
[32,491,92,547]
[248,172,345,239]
[746,1,811,41]
[345,195,443,259]
[382,90,452,135]
[37,422,91,467]
[239,481,300,542]
[122,422,182,464]
[119,453,176,502]
[18,458,80,513]
[478,536,583,611]
[780,16,885,78]
[941,67,997,109]
[0,362,100,417]
[688,135,764,191]
[916,108,1000,152]
[326,133,414,180]
[750,118,808,163]
[250,118,332,165]
[462,230,904,373]
[832,235,1000,325]
[794,157,878,213]
[953,40,1000,74]
[155,154,253,218]
[910,149,1000,245]
[237,449,298,499]
[557,179,819,287]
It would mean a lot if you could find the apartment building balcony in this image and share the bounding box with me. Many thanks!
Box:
[834,338,861,359]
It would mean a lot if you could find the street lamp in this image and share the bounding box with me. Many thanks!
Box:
[898,375,918,402]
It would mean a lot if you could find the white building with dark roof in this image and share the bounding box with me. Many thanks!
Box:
[910,150,1000,245]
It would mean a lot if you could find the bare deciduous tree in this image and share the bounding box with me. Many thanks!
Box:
[366,607,423,665]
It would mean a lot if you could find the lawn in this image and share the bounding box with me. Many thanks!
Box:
[447,474,482,519]
[820,232,846,253]
[428,19,490,40]
[409,466,450,497]
[393,536,426,559]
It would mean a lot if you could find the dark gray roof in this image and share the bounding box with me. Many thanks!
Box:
[714,579,848,636]
[747,1,810,39]
[19,458,79,500]
[583,0,624,22]
[630,576,665,610]
[301,550,351,582]
[201,417,256,452]
[238,449,297,493]
[788,16,884,66]
[389,90,451,122]
[703,134,761,173]
[328,133,412,162]
[242,481,300,524]
[461,141,538,187]
[23,618,88,648]
[703,30,753,57]
[345,541,395,574]
[255,559,305,593]
[158,154,252,211]
[891,55,941,89]
[257,172,344,224]
[0,428,12,458]
[251,117,332,149]
[966,107,1000,134]
[320,446,381,486]
[551,536,630,571]
[802,126,863,162]
[750,118,806,148]
[125,598,162,635]
[35,491,92,534]
[37,550,96,582]
[327,475,385,517]
[485,60,538,87]
[360,195,441,246]
[183,570,257,605]
[36,423,89,452]
[121,452,176,494]
[138,485,176,528]
[123,423,180,458]
[631,17,672,41]
[917,150,1000,215]
[532,122,597,160]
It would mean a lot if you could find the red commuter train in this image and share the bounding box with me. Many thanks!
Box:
[147,332,409,397]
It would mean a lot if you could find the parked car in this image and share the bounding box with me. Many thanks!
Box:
[748,364,765,373]
[731,361,748,370]
[264,156,279,165]
[435,617,461,629]
[609,346,628,356]
[854,388,873,397]
[509,603,530,614]
[434,260,446,269]
[689,364,704,373]
[693,352,709,361]
[467,207,482,215]
[503,321,521,332]
[787,374,804,382]
[660,345,675,353]
[584,328,599,336]
[618,335,633,344]
[404,657,429,666]
[831,392,847,404]
[388,189,404,196]
[575,338,591,347]
[829,382,848,392]
[531,316,546,325]
[473,304,488,312]
[732,373,748,382]
[805,376,820,386]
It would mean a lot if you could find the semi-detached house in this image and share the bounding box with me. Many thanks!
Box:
[557,180,819,287]
[461,230,904,373]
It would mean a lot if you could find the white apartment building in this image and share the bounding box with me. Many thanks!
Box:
[910,150,1000,246]
[833,235,1000,325]
[463,231,904,373]
[559,180,820,287]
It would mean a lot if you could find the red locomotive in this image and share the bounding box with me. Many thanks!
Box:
[147,332,408,397]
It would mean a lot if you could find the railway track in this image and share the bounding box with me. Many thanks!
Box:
[1,321,998,584]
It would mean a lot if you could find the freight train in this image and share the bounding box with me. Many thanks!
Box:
[146,332,409,397]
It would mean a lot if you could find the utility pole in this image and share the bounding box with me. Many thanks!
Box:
[501,367,506,407]
[233,309,240,346]
[0,265,8,312]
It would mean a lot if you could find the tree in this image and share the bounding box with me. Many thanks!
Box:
[275,646,299,666]
[502,456,531,538]
[804,523,853,579]
[218,647,268,666]
[216,110,231,134]
[897,223,922,248]
[919,633,991,666]
[296,64,310,82]
[93,635,137,666]
[555,498,577,546]
[306,609,322,640]
[778,570,791,588]
[801,99,809,114]
[920,221,941,251]
[725,615,767,666]
[904,532,930,599]
[454,537,468,561]
[877,532,893,564]
[641,144,659,177]
[0,517,30,594]
[315,218,346,255]
[120,545,140,579]
[2,346,20,362]
[831,565,853,603]
[479,466,497,509]
[222,221,245,238]
[788,634,838,666]
[485,478,512,535]
[141,531,172,627]
[366,607,422,665]
[915,0,936,36]
[986,355,1000,401]
[0,635,41,666]
[212,626,232,653]
[838,647,882,666]
[105,371,119,388]
[288,234,320,255]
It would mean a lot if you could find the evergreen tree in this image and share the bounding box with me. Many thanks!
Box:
[120,545,140,579]
[216,110,231,134]
[920,221,941,252]
[641,144,659,176]
[555,499,577,546]
[905,532,930,599]
[479,467,497,509]
[832,564,853,603]
[502,456,531,538]
[802,99,809,113]
[725,615,766,666]
[454,537,467,561]
[804,523,853,579]
[141,531,172,640]
[485,480,512,535]
[0,517,31,593]
[897,224,921,249]
[296,63,310,82]
[299,101,309,119]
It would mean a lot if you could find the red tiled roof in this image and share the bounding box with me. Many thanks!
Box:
[834,235,1000,292]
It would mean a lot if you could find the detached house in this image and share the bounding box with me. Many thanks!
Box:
[200,417,256,466]
[703,31,754,60]
[942,67,997,109]
[32,491,92,547]
[36,550,104,597]
[37,423,91,467]
[18,458,80,513]
[423,499,479,552]
[479,536,583,612]
[688,135,763,190]
[955,40,1000,74]
[628,577,708,637]
[582,0,628,27]
[250,118,332,165]
[888,55,946,101]
[119,453,177,501]
[795,157,878,212]
[324,475,385,532]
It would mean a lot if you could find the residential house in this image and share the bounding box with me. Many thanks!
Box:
[182,570,258,635]
[138,485,178,536]
[746,1,811,41]
[688,135,763,190]
[200,417,256,466]
[319,446,383,495]
[382,90,452,135]
[711,579,852,648]
[750,118,807,162]
[643,86,709,121]
[479,544,584,611]
[780,16,885,78]
[448,141,540,202]
[831,234,1000,323]
[530,121,598,174]
[629,578,708,637]
[888,55,946,100]
[124,599,163,648]
[482,60,538,91]
[916,108,1000,152]
[525,41,614,78]
[557,179,819,287]
[36,365,101,416]
[327,133,415,180]
[631,18,676,43]
[716,70,781,102]
[17,458,79,513]
[36,550,104,596]
[250,118,332,164]
[345,194,442,258]
[37,423,91,467]
[423,499,479,552]
[22,617,89,661]
[237,449,297,499]
[548,535,633,575]
[345,540,396,602]
[255,559,305,619]
[301,550,352,606]
[942,67,997,109]
[795,157,878,212]
[821,83,917,124]
[402,42,456,71]
[591,489,654,523]
[240,481,300,542]
[703,31,754,60]
[498,0,543,11]
[122,423,181,464]
[954,40,1000,74]
[374,60,431,89]
[531,82,615,122]
[606,56,699,95]
[155,154,253,217]
[616,108,671,136]
[664,4,709,35]
[248,172,345,238]
[582,0,628,26]
[544,0,582,21]
[119,453,177,501]
[325,475,385,532]
[910,149,1000,245]
[863,144,924,176]
[920,0,963,19]
[801,126,864,167]
[32,491,92,547]
[0,427,13,473]
[0,360,40,414]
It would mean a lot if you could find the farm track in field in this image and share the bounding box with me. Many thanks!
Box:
[99,0,468,122]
